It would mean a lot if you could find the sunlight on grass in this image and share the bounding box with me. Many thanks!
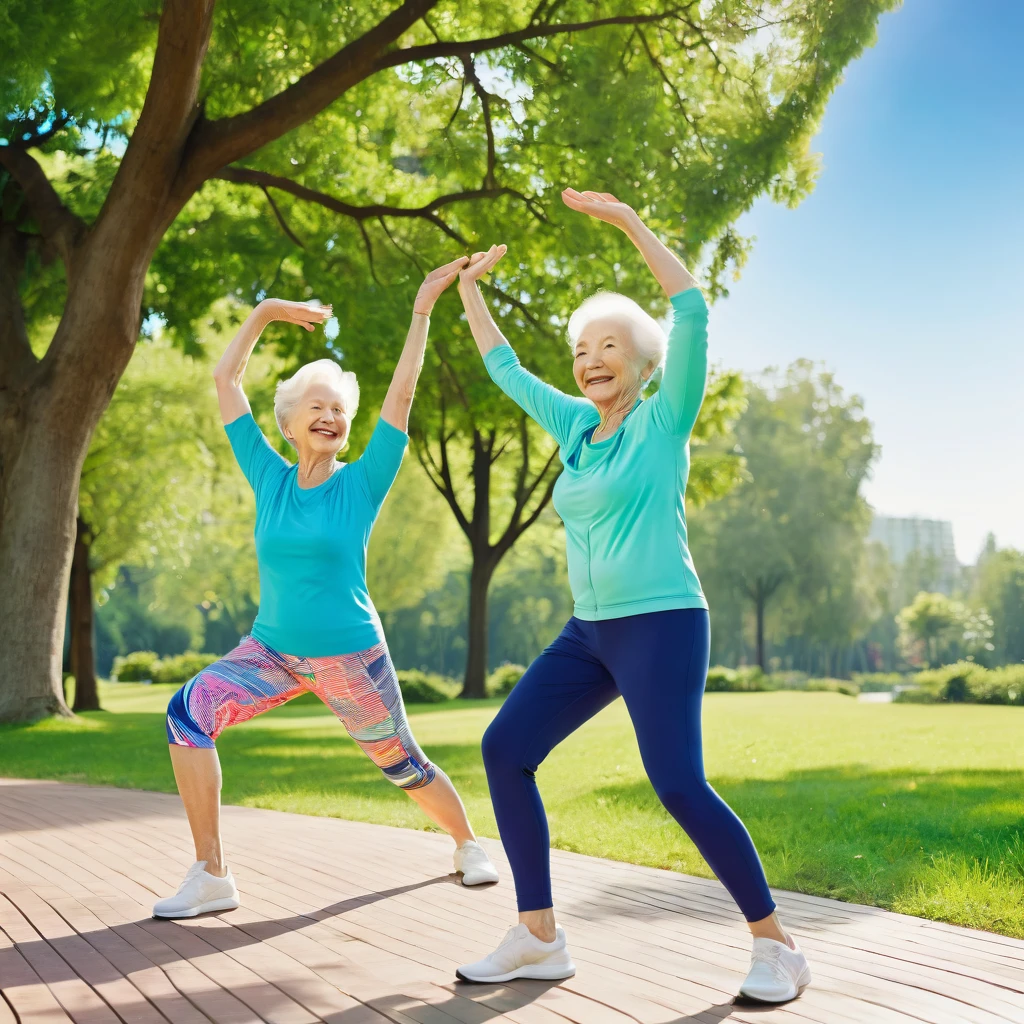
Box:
[1,684,1022,937]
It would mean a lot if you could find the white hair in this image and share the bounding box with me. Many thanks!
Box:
[567,291,668,370]
[274,359,360,447]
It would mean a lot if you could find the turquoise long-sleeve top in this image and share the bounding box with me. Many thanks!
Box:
[224,412,408,656]
[483,287,709,620]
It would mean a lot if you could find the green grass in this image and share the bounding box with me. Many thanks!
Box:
[2,685,1023,937]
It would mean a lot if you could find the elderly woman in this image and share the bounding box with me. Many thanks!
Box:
[154,257,498,918]
[453,191,810,1004]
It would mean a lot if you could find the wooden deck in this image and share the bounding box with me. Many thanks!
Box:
[1,779,1022,1024]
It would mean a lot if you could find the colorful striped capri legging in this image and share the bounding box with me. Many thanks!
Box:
[166,635,436,790]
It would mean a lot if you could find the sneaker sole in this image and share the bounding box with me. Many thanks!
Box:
[737,965,812,1004]
[152,896,240,919]
[459,871,500,887]
[456,962,576,983]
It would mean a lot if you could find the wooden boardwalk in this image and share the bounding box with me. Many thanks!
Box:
[1,779,1022,1024]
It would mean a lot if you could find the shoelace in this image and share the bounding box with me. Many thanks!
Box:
[751,943,792,984]
[175,862,208,894]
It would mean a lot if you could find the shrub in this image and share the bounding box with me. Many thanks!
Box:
[488,663,526,697]
[705,666,773,692]
[111,651,160,682]
[805,677,859,697]
[152,653,218,685]
[893,662,1024,705]
[852,672,907,692]
[396,669,452,704]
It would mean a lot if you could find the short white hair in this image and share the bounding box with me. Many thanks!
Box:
[274,359,360,447]
[567,291,667,369]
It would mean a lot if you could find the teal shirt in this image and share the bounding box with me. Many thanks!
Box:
[484,287,709,620]
[224,413,407,656]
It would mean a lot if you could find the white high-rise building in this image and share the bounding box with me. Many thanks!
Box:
[868,516,960,594]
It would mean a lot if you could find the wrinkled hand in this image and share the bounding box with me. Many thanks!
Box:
[258,298,333,332]
[458,244,507,287]
[561,188,636,229]
[414,256,471,315]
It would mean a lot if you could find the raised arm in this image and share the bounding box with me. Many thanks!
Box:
[378,256,467,433]
[212,298,332,425]
[458,246,593,449]
[561,188,707,434]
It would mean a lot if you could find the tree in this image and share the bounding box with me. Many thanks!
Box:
[973,538,1024,665]
[0,0,897,720]
[896,590,994,668]
[71,340,221,708]
[694,360,878,670]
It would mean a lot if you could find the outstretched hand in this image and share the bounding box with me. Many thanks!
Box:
[414,255,471,315]
[258,298,333,332]
[458,244,507,287]
[561,188,636,230]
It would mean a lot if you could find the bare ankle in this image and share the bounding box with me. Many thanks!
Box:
[519,909,557,944]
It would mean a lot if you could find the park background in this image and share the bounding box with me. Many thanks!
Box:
[1,0,1021,940]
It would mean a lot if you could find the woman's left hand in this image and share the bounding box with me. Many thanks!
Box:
[561,187,637,230]
[414,256,471,316]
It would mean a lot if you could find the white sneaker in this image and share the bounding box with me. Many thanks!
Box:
[457,924,576,983]
[152,861,240,919]
[738,936,812,1003]
[454,840,499,886]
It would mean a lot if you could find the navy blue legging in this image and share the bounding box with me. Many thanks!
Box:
[481,609,776,921]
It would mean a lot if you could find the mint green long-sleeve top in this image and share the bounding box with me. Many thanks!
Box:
[483,287,709,620]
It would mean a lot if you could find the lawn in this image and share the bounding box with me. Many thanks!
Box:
[2,684,1023,938]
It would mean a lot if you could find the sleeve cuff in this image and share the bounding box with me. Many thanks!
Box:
[373,416,410,447]
[669,287,708,315]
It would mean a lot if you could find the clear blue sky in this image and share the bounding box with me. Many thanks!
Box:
[709,0,1024,564]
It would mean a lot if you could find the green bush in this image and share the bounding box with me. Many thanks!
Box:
[804,677,859,697]
[852,672,906,692]
[705,666,773,692]
[396,669,452,704]
[111,650,160,682]
[152,652,218,685]
[894,662,1024,705]
[488,663,526,696]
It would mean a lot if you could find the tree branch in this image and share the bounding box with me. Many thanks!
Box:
[216,165,502,246]
[0,224,38,383]
[370,12,686,73]
[179,0,442,187]
[462,57,497,189]
[260,185,305,248]
[0,149,86,267]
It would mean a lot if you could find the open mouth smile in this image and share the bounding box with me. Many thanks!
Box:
[586,375,614,387]
[312,428,338,438]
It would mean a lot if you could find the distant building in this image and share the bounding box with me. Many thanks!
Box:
[869,516,960,594]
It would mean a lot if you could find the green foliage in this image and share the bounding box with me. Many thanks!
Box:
[487,663,526,697]
[395,669,455,704]
[111,650,159,682]
[973,539,1024,665]
[705,666,771,692]
[896,592,994,668]
[151,652,219,686]
[895,662,1024,707]
[692,360,879,668]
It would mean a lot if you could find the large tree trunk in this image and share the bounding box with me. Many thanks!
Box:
[69,515,100,712]
[0,412,84,721]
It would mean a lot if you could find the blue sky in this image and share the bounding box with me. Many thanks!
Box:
[708,0,1024,564]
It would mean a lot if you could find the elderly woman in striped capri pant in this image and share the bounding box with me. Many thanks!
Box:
[154,257,498,918]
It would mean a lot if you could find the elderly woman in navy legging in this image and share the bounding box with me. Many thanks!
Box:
[453,190,811,1004]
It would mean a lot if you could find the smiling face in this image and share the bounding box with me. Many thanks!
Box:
[283,383,351,459]
[572,316,653,409]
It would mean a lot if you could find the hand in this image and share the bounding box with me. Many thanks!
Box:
[458,244,507,288]
[561,188,637,230]
[414,255,471,315]
[258,298,333,332]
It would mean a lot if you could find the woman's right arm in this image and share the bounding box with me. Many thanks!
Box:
[458,247,590,449]
[212,298,332,425]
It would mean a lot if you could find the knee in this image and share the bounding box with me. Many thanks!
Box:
[481,715,531,778]
[382,756,436,791]
[166,678,215,748]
